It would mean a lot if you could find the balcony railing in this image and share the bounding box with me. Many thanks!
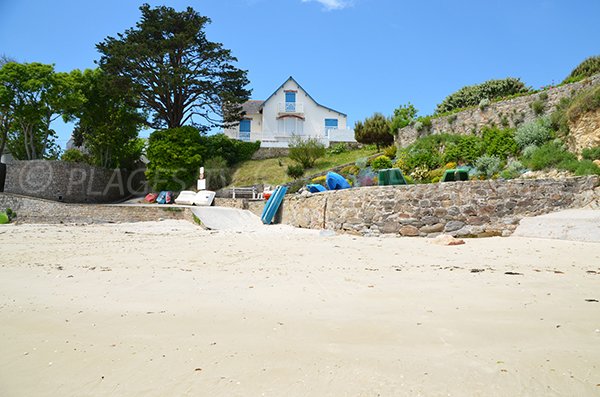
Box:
[278,102,304,113]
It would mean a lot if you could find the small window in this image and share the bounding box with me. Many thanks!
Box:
[239,119,251,142]
[325,119,339,129]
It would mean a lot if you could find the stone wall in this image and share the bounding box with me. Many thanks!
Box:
[397,74,600,147]
[4,160,146,203]
[0,193,195,224]
[567,107,600,155]
[281,176,599,237]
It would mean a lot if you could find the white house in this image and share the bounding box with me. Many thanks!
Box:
[224,76,355,148]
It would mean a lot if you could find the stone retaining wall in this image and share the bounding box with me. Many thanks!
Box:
[281,176,599,237]
[4,160,146,203]
[397,74,600,147]
[0,193,195,224]
[251,147,290,160]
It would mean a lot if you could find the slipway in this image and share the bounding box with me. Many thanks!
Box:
[191,206,264,231]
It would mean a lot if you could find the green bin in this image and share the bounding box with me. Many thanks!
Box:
[442,169,469,182]
[378,168,407,186]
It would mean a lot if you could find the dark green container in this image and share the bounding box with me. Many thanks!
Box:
[378,168,407,186]
[442,169,469,182]
[0,162,5,192]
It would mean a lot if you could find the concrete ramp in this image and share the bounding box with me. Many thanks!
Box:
[513,209,600,242]
[191,207,264,231]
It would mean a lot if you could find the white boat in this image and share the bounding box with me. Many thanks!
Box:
[174,190,216,206]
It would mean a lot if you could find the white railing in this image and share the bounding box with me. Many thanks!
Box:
[278,102,304,113]
[326,128,356,142]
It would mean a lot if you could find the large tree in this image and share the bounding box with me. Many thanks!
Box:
[0,62,82,160]
[69,69,145,169]
[96,4,250,130]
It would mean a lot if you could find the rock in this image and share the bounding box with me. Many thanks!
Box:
[399,225,419,236]
[420,223,445,233]
[430,234,466,246]
[444,221,465,232]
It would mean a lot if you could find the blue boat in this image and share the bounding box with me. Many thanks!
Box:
[326,172,351,190]
[306,184,327,193]
[261,186,288,224]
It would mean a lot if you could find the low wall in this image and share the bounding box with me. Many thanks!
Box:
[0,193,195,224]
[281,176,600,237]
[4,160,146,203]
[251,147,289,160]
[397,74,600,147]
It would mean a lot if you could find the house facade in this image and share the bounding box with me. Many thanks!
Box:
[224,77,355,148]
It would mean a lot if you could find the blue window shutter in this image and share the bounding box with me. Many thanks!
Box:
[325,118,338,128]
[240,119,251,132]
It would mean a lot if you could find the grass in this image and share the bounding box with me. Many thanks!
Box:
[230,146,380,186]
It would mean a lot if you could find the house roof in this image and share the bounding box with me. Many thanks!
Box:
[260,76,347,117]
[242,100,265,115]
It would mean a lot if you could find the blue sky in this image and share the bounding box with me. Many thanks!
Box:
[1,0,599,149]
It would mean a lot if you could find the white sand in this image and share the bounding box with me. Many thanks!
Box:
[1,220,599,396]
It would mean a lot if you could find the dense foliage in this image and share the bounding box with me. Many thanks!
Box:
[562,55,600,84]
[514,117,553,149]
[370,155,393,171]
[69,69,145,169]
[201,133,260,166]
[354,113,393,149]
[204,156,232,190]
[286,163,305,179]
[97,4,250,130]
[389,103,417,133]
[288,135,326,168]
[145,126,204,191]
[435,78,530,114]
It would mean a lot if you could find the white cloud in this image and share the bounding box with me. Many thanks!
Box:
[301,0,352,11]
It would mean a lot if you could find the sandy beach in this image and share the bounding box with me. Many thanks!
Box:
[1,220,599,396]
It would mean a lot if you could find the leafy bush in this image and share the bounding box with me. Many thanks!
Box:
[146,126,204,191]
[371,155,393,171]
[530,99,546,116]
[410,166,430,182]
[435,78,530,114]
[288,135,326,168]
[340,164,360,176]
[475,155,501,178]
[327,143,348,155]
[286,163,304,179]
[566,84,600,122]
[355,157,368,169]
[567,159,600,176]
[515,117,553,149]
[500,160,525,179]
[582,146,600,161]
[389,103,418,133]
[481,127,518,159]
[202,133,260,166]
[562,55,600,84]
[61,149,91,164]
[204,156,232,190]
[354,113,393,149]
[442,135,484,164]
[524,142,576,171]
[479,98,491,110]
[311,175,327,186]
[383,145,397,158]
[414,121,424,132]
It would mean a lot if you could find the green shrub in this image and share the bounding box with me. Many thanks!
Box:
[481,127,518,159]
[524,142,576,171]
[327,143,348,155]
[479,98,491,110]
[204,156,232,190]
[435,77,530,114]
[0,212,8,225]
[515,117,553,149]
[355,157,368,169]
[410,166,430,182]
[582,146,600,161]
[571,159,600,176]
[311,175,327,186]
[442,135,484,164]
[286,163,305,179]
[340,165,360,176]
[202,134,260,166]
[500,160,525,179]
[530,100,545,116]
[288,136,326,168]
[566,84,600,122]
[383,145,397,158]
[562,55,600,84]
[354,113,393,150]
[371,155,393,171]
[61,149,91,164]
[475,155,501,178]
[146,126,203,191]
